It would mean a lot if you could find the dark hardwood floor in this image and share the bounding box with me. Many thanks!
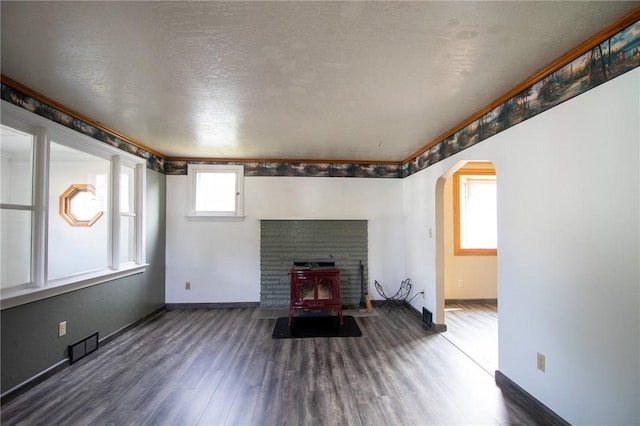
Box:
[2,306,538,425]
[443,303,498,376]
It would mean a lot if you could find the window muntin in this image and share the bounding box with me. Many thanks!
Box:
[0,101,146,308]
[188,164,244,219]
[453,168,497,256]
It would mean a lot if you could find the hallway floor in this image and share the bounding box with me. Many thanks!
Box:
[443,302,498,376]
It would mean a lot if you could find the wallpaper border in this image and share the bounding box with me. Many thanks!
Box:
[402,19,640,177]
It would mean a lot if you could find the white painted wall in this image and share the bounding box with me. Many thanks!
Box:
[165,176,405,303]
[403,68,640,424]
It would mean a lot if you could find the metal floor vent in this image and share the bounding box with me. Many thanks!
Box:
[422,307,433,328]
[68,332,99,364]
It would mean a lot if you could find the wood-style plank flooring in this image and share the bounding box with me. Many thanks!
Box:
[443,303,498,375]
[2,306,537,425]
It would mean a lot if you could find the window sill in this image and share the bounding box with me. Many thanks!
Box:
[454,248,497,256]
[186,215,245,222]
[0,264,147,310]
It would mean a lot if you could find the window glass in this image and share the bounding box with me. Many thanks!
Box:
[1,124,34,289]
[47,142,110,280]
[1,124,33,206]
[0,209,31,288]
[120,165,136,263]
[120,216,135,263]
[460,177,497,249]
[188,165,244,218]
[453,167,497,256]
[195,171,237,213]
[121,165,135,213]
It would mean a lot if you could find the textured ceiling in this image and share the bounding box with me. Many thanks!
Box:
[1,1,638,162]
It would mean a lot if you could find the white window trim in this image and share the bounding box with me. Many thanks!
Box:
[0,101,147,309]
[187,164,245,221]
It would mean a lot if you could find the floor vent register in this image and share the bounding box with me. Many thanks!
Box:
[68,332,99,364]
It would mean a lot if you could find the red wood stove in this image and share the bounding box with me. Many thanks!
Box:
[289,267,343,326]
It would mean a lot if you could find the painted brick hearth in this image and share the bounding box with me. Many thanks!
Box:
[260,220,368,308]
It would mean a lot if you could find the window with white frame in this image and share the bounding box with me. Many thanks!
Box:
[0,101,146,308]
[453,167,497,255]
[187,164,244,220]
[0,124,34,290]
[47,142,111,279]
[119,164,138,264]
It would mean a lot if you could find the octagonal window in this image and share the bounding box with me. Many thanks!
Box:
[59,184,104,227]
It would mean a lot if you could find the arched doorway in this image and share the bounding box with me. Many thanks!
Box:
[436,160,498,374]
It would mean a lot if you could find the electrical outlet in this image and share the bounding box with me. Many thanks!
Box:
[421,290,425,299]
[537,352,546,372]
[185,281,191,290]
[58,321,67,337]
[458,280,463,288]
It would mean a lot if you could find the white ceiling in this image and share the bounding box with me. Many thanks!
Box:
[1,1,638,162]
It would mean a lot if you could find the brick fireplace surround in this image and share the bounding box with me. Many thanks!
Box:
[260,220,368,308]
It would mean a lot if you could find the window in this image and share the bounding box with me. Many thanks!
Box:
[0,101,146,308]
[48,142,112,280]
[453,167,497,256]
[59,184,104,227]
[119,164,138,264]
[187,164,244,220]
[0,124,34,290]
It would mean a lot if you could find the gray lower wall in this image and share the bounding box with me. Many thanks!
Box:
[260,220,368,308]
[0,169,166,394]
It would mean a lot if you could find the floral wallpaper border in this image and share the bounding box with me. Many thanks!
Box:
[2,19,639,178]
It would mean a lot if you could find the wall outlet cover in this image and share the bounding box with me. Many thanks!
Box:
[537,352,546,372]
